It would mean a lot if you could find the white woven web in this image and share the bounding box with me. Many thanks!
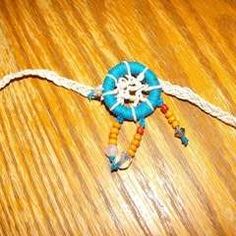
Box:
[0,69,235,128]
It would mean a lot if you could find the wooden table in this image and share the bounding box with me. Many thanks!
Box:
[0,0,235,235]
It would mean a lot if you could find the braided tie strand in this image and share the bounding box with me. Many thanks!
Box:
[0,69,235,128]
[0,69,94,97]
[160,80,236,128]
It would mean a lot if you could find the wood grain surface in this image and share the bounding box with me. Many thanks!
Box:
[0,0,235,235]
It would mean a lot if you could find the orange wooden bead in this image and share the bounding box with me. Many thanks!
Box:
[109,133,118,139]
[110,127,119,134]
[131,139,140,146]
[172,121,179,128]
[165,111,173,119]
[168,115,176,124]
[128,149,136,157]
[109,137,117,141]
[130,144,138,152]
[113,122,121,129]
[109,139,117,144]
[134,133,142,141]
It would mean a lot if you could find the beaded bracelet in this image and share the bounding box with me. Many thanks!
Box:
[0,60,235,172]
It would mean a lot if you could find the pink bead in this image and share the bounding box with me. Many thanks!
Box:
[104,145,118,157]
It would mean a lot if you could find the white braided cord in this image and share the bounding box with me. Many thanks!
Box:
[0,69,235,128]
[0,69,94,97]
[159,80,236,128]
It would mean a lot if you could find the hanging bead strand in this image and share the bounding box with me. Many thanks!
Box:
[105,123,145,172]
[104,120,122,165]
[160,104,189,146]
[127,125,145,158]
[111,124,145,171]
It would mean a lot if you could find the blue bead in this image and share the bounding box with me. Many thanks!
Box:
[181,136,189,146]
[87,91,94,101]
[108,156,116,163]
[110,162,120,172]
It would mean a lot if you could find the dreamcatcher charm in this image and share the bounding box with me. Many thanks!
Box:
[92,61,189,171]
